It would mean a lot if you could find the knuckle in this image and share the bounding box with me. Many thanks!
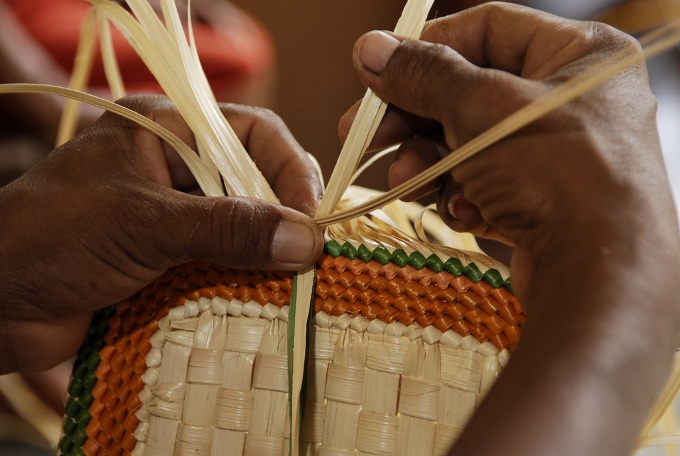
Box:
[220,103,283,128]
[197,198,279,268]
[97,94,178,136]
[553,21,640,73]
[385,40,460,110]
[584,21,639,54]
[249,105,281,124]
[115,93,174,114]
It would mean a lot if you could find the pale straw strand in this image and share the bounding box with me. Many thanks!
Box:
[98,11,126,100]
[315,0,435,217]
[55,7,98,147]
[0,374,62,446]
[289,3,436,455]
[0,83,224,196]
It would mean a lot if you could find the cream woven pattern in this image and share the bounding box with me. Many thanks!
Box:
[134,296,508,456]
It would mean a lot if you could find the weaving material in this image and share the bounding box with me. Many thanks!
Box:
[57,237,522,456]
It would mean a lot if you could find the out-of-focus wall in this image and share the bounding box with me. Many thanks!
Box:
[229,1,406,191]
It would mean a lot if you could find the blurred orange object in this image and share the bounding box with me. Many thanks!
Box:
[5,0,275,102]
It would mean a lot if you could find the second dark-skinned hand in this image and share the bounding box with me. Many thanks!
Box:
[339,3,680,455]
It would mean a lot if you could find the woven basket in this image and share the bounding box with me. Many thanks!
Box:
[57,237,523,456]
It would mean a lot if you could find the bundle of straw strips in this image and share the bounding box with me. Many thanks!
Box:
[1,0,680,454]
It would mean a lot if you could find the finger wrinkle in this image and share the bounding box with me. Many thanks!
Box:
[221,199,271,267]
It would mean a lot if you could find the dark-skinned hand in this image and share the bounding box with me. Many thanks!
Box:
[0,94,324,373]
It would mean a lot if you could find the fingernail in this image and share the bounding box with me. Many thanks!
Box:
[448,193,478,222]
[271,220,318,265]
[358,31,401,75]
[447,194,461,221]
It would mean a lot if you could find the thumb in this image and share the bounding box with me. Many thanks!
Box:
[351,30,535,147]
[143,193,324,271]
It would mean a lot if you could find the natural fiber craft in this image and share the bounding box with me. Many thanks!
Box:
[8,1,672,454]
[57,238,523,456]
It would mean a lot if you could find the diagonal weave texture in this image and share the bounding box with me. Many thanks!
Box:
[58,242,523,456]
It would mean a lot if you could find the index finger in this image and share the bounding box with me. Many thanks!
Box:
[222,103,324,217]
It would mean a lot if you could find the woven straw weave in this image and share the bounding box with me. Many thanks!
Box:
[58,241,523,456]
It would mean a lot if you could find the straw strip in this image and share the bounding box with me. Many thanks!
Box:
[97,11,126,100]
[55,7,98,147]
[300,5,435,439]
[640,433,680,447]
[330,187,485,257]
[350,144,399,186]
[638,350,680,445]
[288,269,313,456]
[315,0,434,217]
[0,374,61,446]
[0,83,224,196]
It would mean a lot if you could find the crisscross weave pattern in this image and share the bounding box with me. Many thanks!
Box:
[58,243,523,456]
